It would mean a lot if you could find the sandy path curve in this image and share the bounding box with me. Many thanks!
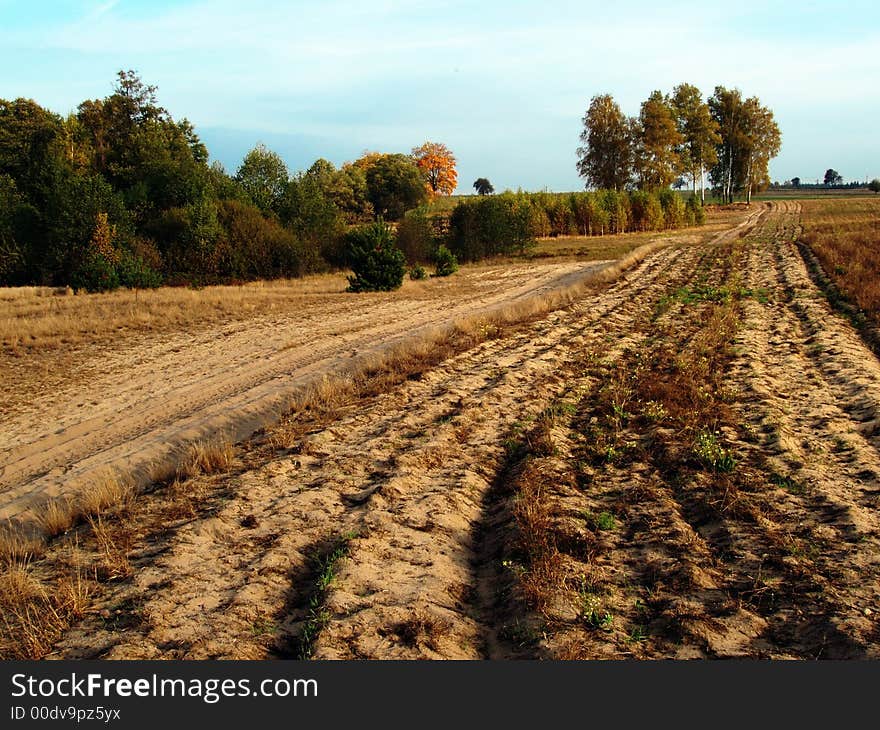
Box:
[0,261,605,524]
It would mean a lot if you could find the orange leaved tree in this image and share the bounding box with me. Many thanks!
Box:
[411,141,458,196]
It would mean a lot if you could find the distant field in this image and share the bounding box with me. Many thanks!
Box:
[799,196,880,331]
[756,188,877,200]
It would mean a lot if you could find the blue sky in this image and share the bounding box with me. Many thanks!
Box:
[1,0,878,192]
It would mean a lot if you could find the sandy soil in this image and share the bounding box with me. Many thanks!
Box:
[47,206,780,660]
[0,260,604,524]
[14,200,879,660]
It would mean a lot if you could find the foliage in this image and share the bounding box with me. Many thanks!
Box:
[432,244,458,277]
[396,207,435,264]
[634,90,683,190]
[409,264,428,280]
[629,191,664,231]
[473,177,494,195]
[708,87,781,203]
[412,141,458,196]
[576,94,634,191]
[870,179,880,194]
[345,220,406,292]
[235,143,288,214]
[365,154,428,220]
[670,83,720,202]
[686,196,706,226]
[447,193,535,261]
[823,168,843,186]
[215,199,304,280]
[277,173,343,268]
[658,189,686,229]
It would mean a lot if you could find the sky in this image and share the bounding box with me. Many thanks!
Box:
[1,0,878,193]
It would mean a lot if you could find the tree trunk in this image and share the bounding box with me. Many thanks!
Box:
[746,157,753,204]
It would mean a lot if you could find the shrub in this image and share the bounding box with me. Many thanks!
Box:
[397,208,435,264]
[448,193,535,262]
[658,189,686,229]
[599,190,630,233]
[345,220,406,292]
[629,191,664,231]
[409,264,428,280]
[117,249,162,289]
[216,199,306,280]
[686,196,706,225]
[433,245,458,277]
[70,251,119,293]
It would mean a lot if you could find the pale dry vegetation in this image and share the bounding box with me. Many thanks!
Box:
[799,197,880,329]
[0,274,347,352]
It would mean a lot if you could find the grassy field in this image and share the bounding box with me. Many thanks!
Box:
[799,197,880,328]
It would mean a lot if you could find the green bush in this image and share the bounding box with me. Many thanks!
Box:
[447,193,535,262]
[409,264,428,280]
[397,208,435,264]
[658,189,686,229]
[345,220,406,292]
[433,245,458,277]
[629,191,664,231]
[117,249,162,289]
[70,252,119,293]
[686,196,706,225]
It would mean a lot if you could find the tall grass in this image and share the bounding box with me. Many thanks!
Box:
[799,198,880,327]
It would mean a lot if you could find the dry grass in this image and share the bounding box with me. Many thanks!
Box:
[800,197,880,329]
[176,439,236,479]
[87,515,133,581]
[0,524,44,566]
[0,273,348,352]
[77,472,134,518]
[36,497,81,538]
[0,556,92,659]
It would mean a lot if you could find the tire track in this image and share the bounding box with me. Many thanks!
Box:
[50,236,726,659]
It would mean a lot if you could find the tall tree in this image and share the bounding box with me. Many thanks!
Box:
[473,177,494,195]
[634,90,683,191]
[365,154,427,220]
[708,86,748,204]
[671,83,720,203]
[411,141,458,196]
[235,143,288,215]
[576,94,634,191]
[741,98,781,203]
[823,168,843,186]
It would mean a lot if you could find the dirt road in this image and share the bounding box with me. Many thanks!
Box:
[13,200,879,660]
[48,204,790,660]
[0,260,605,524]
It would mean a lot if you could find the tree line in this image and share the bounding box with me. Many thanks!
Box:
[577,84,781,204]
[0,71,459,291]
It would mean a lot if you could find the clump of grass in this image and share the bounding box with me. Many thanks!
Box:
[297,531,357,659]
[0,558,92,660]
[693,429,737,472]
[36,498,81,538]
[177,439,235,479]
[77,472,134,518]
[0,525,44,566]
[86,515,133,582]
[582,510,617,532]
